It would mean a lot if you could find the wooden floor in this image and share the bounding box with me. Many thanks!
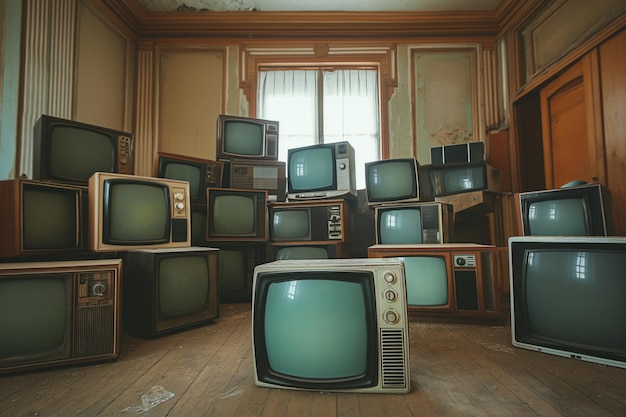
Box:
[1,303,625,417]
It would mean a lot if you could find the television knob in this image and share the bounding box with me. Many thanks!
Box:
[383,272,396,284]
[175,202,185,211]
[174,192,184,201]
[384,309,400,324]
[383,289,397,302]
[92,282,107,296]
[339,163,346,170]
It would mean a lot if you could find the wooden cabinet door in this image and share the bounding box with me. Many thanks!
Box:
[539,54,604,189]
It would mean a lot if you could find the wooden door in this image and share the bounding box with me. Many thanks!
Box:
[539,54,604,189]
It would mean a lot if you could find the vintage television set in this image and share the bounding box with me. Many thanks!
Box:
[32,115,134,185]
[0,179,86,258]
[365,158,422,206]
[252,258,410,393]
[509,236,626,369]
[205,188,268,242]
[224,159,286,202]
[368,243,500,321]
[88,172,191,251]
[268,242,350,260]
[214,243,266,303]
[122,247,219,338]
[216,114,279,161]
[0,258,122,374]
[287,141,357,201]
[269,200,350,244]
[375,201,454,245]
[514,183,608,237]
[156,152,224,204]
[420,162,501,199]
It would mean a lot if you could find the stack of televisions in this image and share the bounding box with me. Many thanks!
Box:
[366,142,504,324]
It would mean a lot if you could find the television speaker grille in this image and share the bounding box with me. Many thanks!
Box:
[380,328,408,388]
[74,304,115,358]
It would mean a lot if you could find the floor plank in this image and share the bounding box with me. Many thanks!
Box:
[1,303,625,417]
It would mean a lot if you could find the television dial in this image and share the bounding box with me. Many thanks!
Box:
[383,271,397,284]
[383,289,398,302]
[338,163,346,170]
[383,309,400,324]
[174,192,184,201]
[91,282,107,296]
[175,202,185,211]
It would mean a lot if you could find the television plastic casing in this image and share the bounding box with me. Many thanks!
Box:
[365,157,422,206]
[216,114,279,161]
[122,247,220,338]
[287,141,357,201]
[509,236,626,369]
[269,199,350,244]
[420,162,502,199]
[88,172,191,251]
[213,243,266,303]
[374,201,454,245]
[514,183,608,237]
[32,114,134,185]
[156,152,224,204]
[224,159,286,202]
[0,179,86,258]
[252,258,410,393]
[267,242,351,260]
[0,258,122,374]
[205,188,268,242]
[368,243,501,322]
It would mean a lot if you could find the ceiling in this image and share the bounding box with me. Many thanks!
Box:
[136,0,504,13]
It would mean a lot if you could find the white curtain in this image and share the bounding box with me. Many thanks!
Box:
[258,68,380,188]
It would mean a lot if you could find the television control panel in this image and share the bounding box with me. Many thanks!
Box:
[116,135,134,175]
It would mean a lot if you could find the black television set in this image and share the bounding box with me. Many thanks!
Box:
[0,258,122,374]
[216,114,279,161]
[421,162,501,199]
[365,158,422,206]
[509,236,626,369]
[368,243,500,322]
[374,201,454,244]
[514,183,608,237]
[269,200,350,244]
[287,141,357,201]
[122,247,220,338]
[88,172,191,251]
[252,258,410,393]
[156,152,224,204]
[0,179,85,258]
[32,115,134,185]
[205,188,268,242]
[214,243,266,303]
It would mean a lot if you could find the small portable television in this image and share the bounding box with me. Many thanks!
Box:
[365,157,422,206]
[375,201,454,245]
[268,242,350,260]
[421,162,501,199]
[287,141,357,201]
[122,247,219,338]
[216,114,279,161]
[205,188,268,242]
[32,114,134,185]
[0,258,122,374]
[368,243,500,321]
[0,179,85,258]
[269,200,350,244]
[252,258,410,393]
[225,159,286,202]
[156,152,224,204]
[88,172,191,251]
[509,236,626,369]
[214,243,266,302]
[514,183,608,237]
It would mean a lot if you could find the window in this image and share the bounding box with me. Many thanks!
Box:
[257,68,381,189]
